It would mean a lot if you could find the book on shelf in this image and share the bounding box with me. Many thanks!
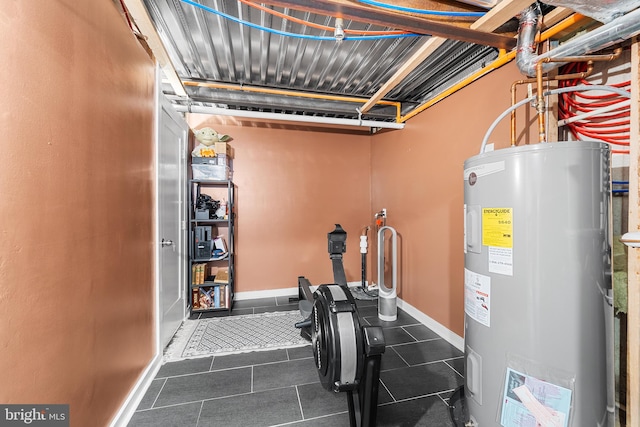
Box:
[192,288,200,309]
[219,284,226,308]
[214,286,220,308]
[214,268,229,284]
[191,284,230,310]
[198,286,214,309]
[193,264,198,285]
[191,262,230,310]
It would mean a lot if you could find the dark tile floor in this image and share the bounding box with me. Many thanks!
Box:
[128,294,463,426]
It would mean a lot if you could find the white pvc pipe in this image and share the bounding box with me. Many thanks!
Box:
[558,99,630,126]
[480,84,631,153]
[173,104,405,130]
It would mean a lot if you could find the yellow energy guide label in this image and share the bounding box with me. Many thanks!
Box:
[482,208,513,248]
[482,208,513,276]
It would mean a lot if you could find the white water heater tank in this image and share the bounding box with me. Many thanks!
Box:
[463,141,613,426]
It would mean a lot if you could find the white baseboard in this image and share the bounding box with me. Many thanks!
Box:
[234,287,299,301]
[109,354,163,427]
[397,298,464,351]
[235,282,370,301]
[347,281,372,288]
[235,286,464,351]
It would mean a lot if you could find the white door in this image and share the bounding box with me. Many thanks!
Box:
[157,92,188,349]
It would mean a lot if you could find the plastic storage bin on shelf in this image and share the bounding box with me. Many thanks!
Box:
[192,164,230,181]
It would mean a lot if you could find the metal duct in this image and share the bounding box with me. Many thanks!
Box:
[182,89,399,120]
[172,104,405,130]
[515,4,543,78]
[516,5,640,77]
[541,0,640,23]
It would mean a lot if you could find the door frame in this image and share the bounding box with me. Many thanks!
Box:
[154,81,188,354]
[109,67,188,427]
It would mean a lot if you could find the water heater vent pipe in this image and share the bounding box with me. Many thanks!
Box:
[516,5,640,78]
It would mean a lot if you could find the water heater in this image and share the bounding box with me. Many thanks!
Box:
[463,141,613,426]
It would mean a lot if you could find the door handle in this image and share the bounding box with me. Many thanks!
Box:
[161,238,174,247]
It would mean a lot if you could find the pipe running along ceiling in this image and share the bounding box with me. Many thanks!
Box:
[121,0,640,130]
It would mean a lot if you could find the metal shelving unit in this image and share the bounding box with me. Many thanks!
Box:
[188,179,235,314]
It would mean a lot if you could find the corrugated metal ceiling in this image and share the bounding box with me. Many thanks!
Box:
[138,0,506,124]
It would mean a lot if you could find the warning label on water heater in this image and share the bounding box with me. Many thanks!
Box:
[488,246,513,276]
[465,268,491,327]
[482,208,513,276]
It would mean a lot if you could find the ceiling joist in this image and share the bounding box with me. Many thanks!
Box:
[360,0,536,113]
[122,0,187,97]
[260,0,517,49]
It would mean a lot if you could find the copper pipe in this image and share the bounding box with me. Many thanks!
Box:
[400,13,587,123]
[184,80,403,122]
[541,49,623,65]
[510,80,525,146]
[536,61,547,143]
[510,64,594,146]
[534,48,622,144]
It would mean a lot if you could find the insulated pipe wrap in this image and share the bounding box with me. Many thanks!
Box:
[515,4,544,77]
[516,5,640,78]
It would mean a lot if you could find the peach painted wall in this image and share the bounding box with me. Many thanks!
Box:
[187,116,373,291]
[186,64,535,338]
[0,1,155,425]
[371,62,535,337]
